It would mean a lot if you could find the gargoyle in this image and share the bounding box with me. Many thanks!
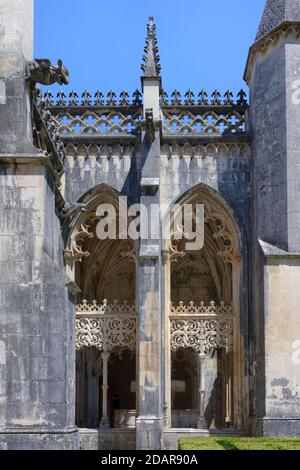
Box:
[145,108,155,142]
[27,59,69,86]
[61,202,87,220]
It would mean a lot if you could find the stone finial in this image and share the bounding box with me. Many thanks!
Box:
[141,16,161,77]
[256,0,300,40]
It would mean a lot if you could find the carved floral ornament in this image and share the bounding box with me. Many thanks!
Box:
[64,211,139,265]
[65,203,239,266]
[64,213,98,264]
[163,200,239,265]
[170,317,234,356]
[64,187,122,264]
[75,300,233,357]
[75,301,137,352]
[75,317,136,352]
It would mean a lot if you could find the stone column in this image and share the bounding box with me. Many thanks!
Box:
[136,249,163,449]
[100,351,110,428]
[231,258,243,428]
[197,353,207,429]
[225,351,232,426]
[136,41,163,448]
[162,252,171,429]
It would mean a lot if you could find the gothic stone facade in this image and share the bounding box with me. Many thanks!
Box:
[1,0,300,451]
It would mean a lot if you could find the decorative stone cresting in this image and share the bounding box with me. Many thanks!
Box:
[170,300,233,315]
[160,89,247,107]
[39,87,248,146]
[77,299,137,316]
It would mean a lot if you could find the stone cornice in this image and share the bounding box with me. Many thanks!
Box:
[0,152,61,186]
[259,239,300,259]
[0,152,65,211]
[0,427,78,435]
[244,21,300,85]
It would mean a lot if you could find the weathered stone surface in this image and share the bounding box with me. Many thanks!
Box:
[0,432,78,450]
[0,0,35,153]
[250,1,300,437]
[79,429,136,451]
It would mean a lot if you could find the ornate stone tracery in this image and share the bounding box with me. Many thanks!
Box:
[170,317,234,356]
[76,318,104,350]
[169,301,234,429]
[75,300,137,353]
[64,221,94,264]
[162,109,246,137]
[77,299,137,316]
[52,109,142,137]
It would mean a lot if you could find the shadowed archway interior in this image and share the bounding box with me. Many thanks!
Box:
[168,185,241,430]
[73,187,137,428]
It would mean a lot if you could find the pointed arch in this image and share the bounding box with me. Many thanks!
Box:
[163,182,248,430]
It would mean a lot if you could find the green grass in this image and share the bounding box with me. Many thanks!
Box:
[178,437,300,451]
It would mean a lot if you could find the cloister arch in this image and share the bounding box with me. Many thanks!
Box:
[65,181,248,432]
[162,183,248,430]
[65,184,138,429]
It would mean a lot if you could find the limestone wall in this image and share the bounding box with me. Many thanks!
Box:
[0,164,78,449]
[0,0,34,153]
[0,0,33,66]
[264,258,300,419]
[160,143,251,235]
[64,144,138,204]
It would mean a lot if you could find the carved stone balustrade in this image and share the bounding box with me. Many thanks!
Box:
[169,301,234,429]
[36,87,249,150]
[40,90,143,146]
[76,300,137,352]
[161,89,248,142]
[170,301,234,356]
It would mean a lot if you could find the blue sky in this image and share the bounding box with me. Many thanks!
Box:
[34,0,266,98]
